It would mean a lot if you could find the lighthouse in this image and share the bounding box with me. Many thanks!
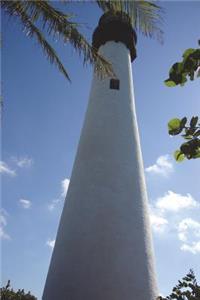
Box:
[43,12,158,300]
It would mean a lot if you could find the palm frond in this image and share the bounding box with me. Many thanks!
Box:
[1,1,71,80]
[1,0,114,80]
[34,1,113,76]
[96,0,163,42]
[30,1,113,76]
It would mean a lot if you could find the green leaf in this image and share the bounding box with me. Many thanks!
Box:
[191,49,200,60]
[182,48,196,59]
[168,118,181,130]
[189,71,195,81]
[180,117,187,129]
[180,141,192,155]
[194,130,200,137]
[197,67,200,77]
[174,150,185,162]
[193,149,200,159]
[168,118,184,135]
[185,127,196,136]
[171,62,183,74]
[190,116,198,127]
[180,74,187,85]
[164,79,177,87]
[182,134,193,140]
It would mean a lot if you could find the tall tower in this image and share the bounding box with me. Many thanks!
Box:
[43,12,158,300]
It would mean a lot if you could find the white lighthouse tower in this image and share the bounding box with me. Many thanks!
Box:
[43,12,158,300]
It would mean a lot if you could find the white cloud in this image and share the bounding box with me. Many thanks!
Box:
[0,210,10,240]
[150,191,199,246]
[46,239,55,249]
[13,156,33,168]
[145,155,173,177]
[150,213,168,233]
[178,218,200,235]
[19,199,32,209]
[0,161,16,176]
[47,178,70,212]
[48,199,61,211]
[150,191,200,254]
[178,232,187,242]
[61,178,70,197]
[0,157,33,176]
[155,191,198,212]
[180,242,200,255]
[178,218,200,255]
[178,218,200,241]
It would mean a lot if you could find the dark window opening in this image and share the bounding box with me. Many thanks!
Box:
[110,79,120,90]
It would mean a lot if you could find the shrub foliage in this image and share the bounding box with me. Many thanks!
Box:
[0,280,37,300]
[158,269,200,300]
[168,116,200,161]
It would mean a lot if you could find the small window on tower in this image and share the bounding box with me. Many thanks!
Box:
[110,79,120,90]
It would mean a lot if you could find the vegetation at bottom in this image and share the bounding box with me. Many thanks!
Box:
[0,280,37,300]
[158,269,200,300]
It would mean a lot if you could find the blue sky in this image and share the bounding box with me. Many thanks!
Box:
[1,1,200,299]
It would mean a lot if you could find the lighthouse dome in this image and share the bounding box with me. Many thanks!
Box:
[92,11,137,61]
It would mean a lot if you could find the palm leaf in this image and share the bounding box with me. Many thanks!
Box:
[1,1,71,80]
[27,1,113,76]
[96,0,163,41]
[1,1,114,80]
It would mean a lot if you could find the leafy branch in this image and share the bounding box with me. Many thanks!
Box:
[168,116,200,161]
[2,0,164,82]
[0,280,37,300]
[165,41,200,87]
[158,269,200,300]
[165,40,200,162]
[1,0,113,81]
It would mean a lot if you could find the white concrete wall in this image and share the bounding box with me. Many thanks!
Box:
[43,41,158,300]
